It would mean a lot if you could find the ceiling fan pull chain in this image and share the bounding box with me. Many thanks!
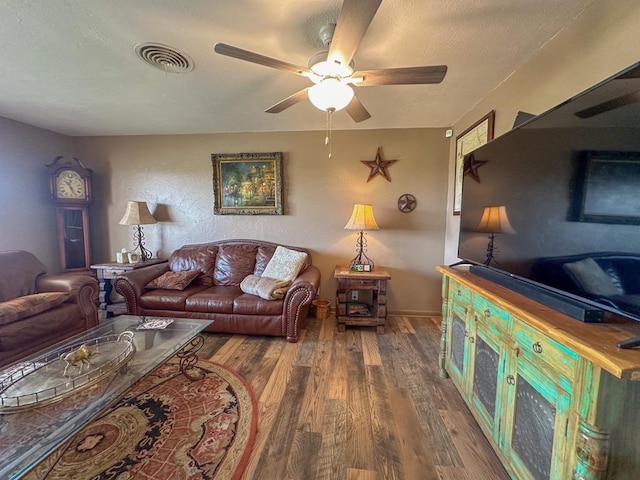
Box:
[326,108,335,159]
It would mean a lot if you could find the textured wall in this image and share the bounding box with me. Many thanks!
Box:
[72,128,450,315]
[0,116,73,271]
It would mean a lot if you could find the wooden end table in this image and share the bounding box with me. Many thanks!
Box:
[334,266,391,333]
[91,259,166,319]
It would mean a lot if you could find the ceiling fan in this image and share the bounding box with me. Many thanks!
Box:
[213,0,447,123]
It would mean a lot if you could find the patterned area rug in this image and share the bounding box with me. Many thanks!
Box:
[24,360,257,480]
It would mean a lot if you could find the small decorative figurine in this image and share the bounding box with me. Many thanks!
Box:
[62,344,98,377]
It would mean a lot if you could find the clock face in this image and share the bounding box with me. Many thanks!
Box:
[56,170,86,199]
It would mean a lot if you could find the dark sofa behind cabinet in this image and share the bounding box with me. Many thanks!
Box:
[530,252,640,315]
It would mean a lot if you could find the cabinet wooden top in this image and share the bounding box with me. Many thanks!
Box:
[438,265,640,380]
[334,266,390,280]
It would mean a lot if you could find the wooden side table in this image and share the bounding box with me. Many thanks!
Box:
[91,259,166,319]
[334,266,391,333]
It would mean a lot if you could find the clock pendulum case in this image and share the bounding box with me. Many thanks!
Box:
[45,156,93,271]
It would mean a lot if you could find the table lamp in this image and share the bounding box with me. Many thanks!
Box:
[119,201,157,261]
[344,204,379,271]
[475,205,515,265]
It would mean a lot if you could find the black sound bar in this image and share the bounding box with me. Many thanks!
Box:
[469,265,604,323]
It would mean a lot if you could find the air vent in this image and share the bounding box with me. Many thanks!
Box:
[134,43,194,73]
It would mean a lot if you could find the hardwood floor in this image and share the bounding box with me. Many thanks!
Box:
[198,315,510,480]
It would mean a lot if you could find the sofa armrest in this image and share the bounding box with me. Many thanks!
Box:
[289,265,321,292]
[114,262,170,315]
[283,265,322,342]
[36,273,99,328]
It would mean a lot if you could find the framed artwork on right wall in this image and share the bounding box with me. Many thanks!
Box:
[453,110,495,215]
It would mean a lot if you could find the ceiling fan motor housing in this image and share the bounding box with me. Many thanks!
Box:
[319,23,336,46]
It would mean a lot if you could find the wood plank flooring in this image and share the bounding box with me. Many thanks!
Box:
[197,315,510,480]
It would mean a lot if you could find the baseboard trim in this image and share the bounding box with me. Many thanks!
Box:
[389,309,441,317]
[321,307,440,318]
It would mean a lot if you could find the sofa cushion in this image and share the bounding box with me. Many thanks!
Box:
[168,245,218,286]
[261,246,308,284]
[185,286,241,313]
[233,293,284,315]
[254,246,277,275]
[0,292,71,326]
[146,270,199,290]
[213,245,258,286]
[563,258,623,296]
[0,250,47,302]
[140,284,208,311]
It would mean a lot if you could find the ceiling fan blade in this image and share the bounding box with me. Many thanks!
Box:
[328,0,382,67]
[265,88,311,114]
[214,43,311,77]
[575,91,640,118]
[345,95,371,122]
[353,65,448,86]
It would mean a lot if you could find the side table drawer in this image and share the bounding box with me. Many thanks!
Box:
[102,268,127,279]
[340,279,378,289]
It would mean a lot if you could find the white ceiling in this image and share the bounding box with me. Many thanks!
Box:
[0,0,596,137]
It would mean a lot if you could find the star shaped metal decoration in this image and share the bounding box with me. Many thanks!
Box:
[361,147,398,182]
[463,153,488,183]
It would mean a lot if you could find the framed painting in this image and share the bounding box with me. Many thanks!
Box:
[453,110,495,215]
[212,152,284,215]
[571,150,640,224]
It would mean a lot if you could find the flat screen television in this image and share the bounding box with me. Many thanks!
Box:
[457,60,640,346]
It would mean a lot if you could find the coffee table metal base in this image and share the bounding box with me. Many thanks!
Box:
[177,334,206,381]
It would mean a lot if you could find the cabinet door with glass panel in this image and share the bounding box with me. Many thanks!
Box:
[467,322,506,441]
[501,355,572,480]
[446,300,473,392]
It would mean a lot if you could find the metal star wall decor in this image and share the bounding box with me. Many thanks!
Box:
[361,147,398,182]
[463,153,488,183]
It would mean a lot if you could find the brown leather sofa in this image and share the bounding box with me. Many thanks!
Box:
[114,239,321,342]
[0,250,100,368]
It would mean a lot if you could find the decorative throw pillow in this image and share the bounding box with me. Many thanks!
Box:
[261,247,308,284]
[146,270,200,290]
[563,258,623,296]
[0,292,71,326]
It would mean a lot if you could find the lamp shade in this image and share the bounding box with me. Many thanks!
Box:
[308,78,354,112]
[475,206,515,234]
[344,204,379,231]
[119,201,157,226]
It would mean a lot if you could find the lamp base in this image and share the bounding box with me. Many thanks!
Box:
[484,233,498,266]
[349,231,374,271]
[132,225,153,262]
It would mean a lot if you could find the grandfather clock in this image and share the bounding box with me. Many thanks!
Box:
[46,157,93,271]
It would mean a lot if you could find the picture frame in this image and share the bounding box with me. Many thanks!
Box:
[571,150,640,225]
[211,152,284,215]
[453,111,495,215]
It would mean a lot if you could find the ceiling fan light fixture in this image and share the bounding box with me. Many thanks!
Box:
[308,78,354,112]
[309,58,353,79]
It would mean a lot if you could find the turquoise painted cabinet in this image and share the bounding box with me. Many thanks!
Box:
[438,266,640,480]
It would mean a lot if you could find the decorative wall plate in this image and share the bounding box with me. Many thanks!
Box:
[398,194,417,212]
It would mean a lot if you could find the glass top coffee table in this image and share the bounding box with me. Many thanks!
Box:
[0,315,212,479]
